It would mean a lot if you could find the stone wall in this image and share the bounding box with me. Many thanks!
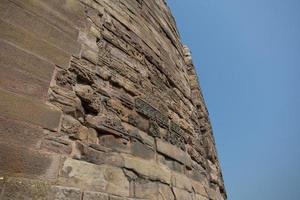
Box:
[0,0,226,199]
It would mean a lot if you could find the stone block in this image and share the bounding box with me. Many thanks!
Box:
[0,88,62,131]
[194,194,209,200]
[82,145,124,167]
[0,116,44,148]
[110,196,128,200]
[134,180,158,200]
[191,180,208,197]
[39,0,86,29]
[0,19,71,68]
[205,187,218,200]
[83,191,109,200]
[50,186,82,200]
[4,4,81,56]
[0,40,54,82]
[122,154,171,184]
[0,65,50,100]
[131,138,155,160]
[0,0,10,18]
[59,158,129,197]
[158,183,175,200]
[10,0,79,39]
[99,135,130,154]
[171,172,192,192]
[172,187,193,200]
[41,138,72,155]
[0,143,61,179]
[1,177,50,200]
[156,138,189,165]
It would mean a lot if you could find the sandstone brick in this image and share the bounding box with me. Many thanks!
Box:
[0,116,44,148]
[59,158,129,197]
[194,194,209,200]
[0,40,54,82]
[1,177,50,200]
[134,180,158,200]
[0,88,62,131]
[0,19,71,68]
[0,65,50,99]
[41,136,72,155]
[122,154,171,184]
[50,186,82,200]
[158,183,175,200]
[83,191,109,200]
[4,3,81,56]
[172,187,193,200]
[10,0,79,39]
[0,143,60,179]
[0,0,10,18]
[171,172,192,192]
[205,187,218,200]
[191,180,208,197]
[156,138,190,165]
[110,196,128,200]
[82,145,124,167]
[131,139,155,160]
[38,0,86,29]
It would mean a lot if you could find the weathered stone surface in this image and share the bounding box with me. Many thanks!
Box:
[172,187,193,200]
[86,114,128,137]
[0,19,71,68]
[50,186,82,200]
[158,183,175,200]
[0,40,54,82]
[134,180,158,200]
[135,98,169,128]
[0,116,44,148]
[10,0,81,38]
[171,172,192,192]
[59,158,129,197]
[156,138,190,165]
[3,3,81,56]
[0,88,61,131]
[0,143,60,179]
[122,154,171,184]
[83,191,109,200]
[1,177,50,200]
[194,194,209,200]
[191,180,208,197]
[0,65,50,99]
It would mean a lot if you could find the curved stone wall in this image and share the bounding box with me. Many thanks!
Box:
[0,0,226,199]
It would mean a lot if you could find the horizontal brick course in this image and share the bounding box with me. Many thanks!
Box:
[0,88,61,131]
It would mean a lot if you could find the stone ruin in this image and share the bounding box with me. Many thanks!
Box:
[0,0,226,199]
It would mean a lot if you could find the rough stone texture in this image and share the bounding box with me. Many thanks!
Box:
[0,0,226,199]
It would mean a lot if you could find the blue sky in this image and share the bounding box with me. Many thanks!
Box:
[168,0,300,199]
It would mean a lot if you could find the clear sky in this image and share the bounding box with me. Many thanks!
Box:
[167,0,300,199]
